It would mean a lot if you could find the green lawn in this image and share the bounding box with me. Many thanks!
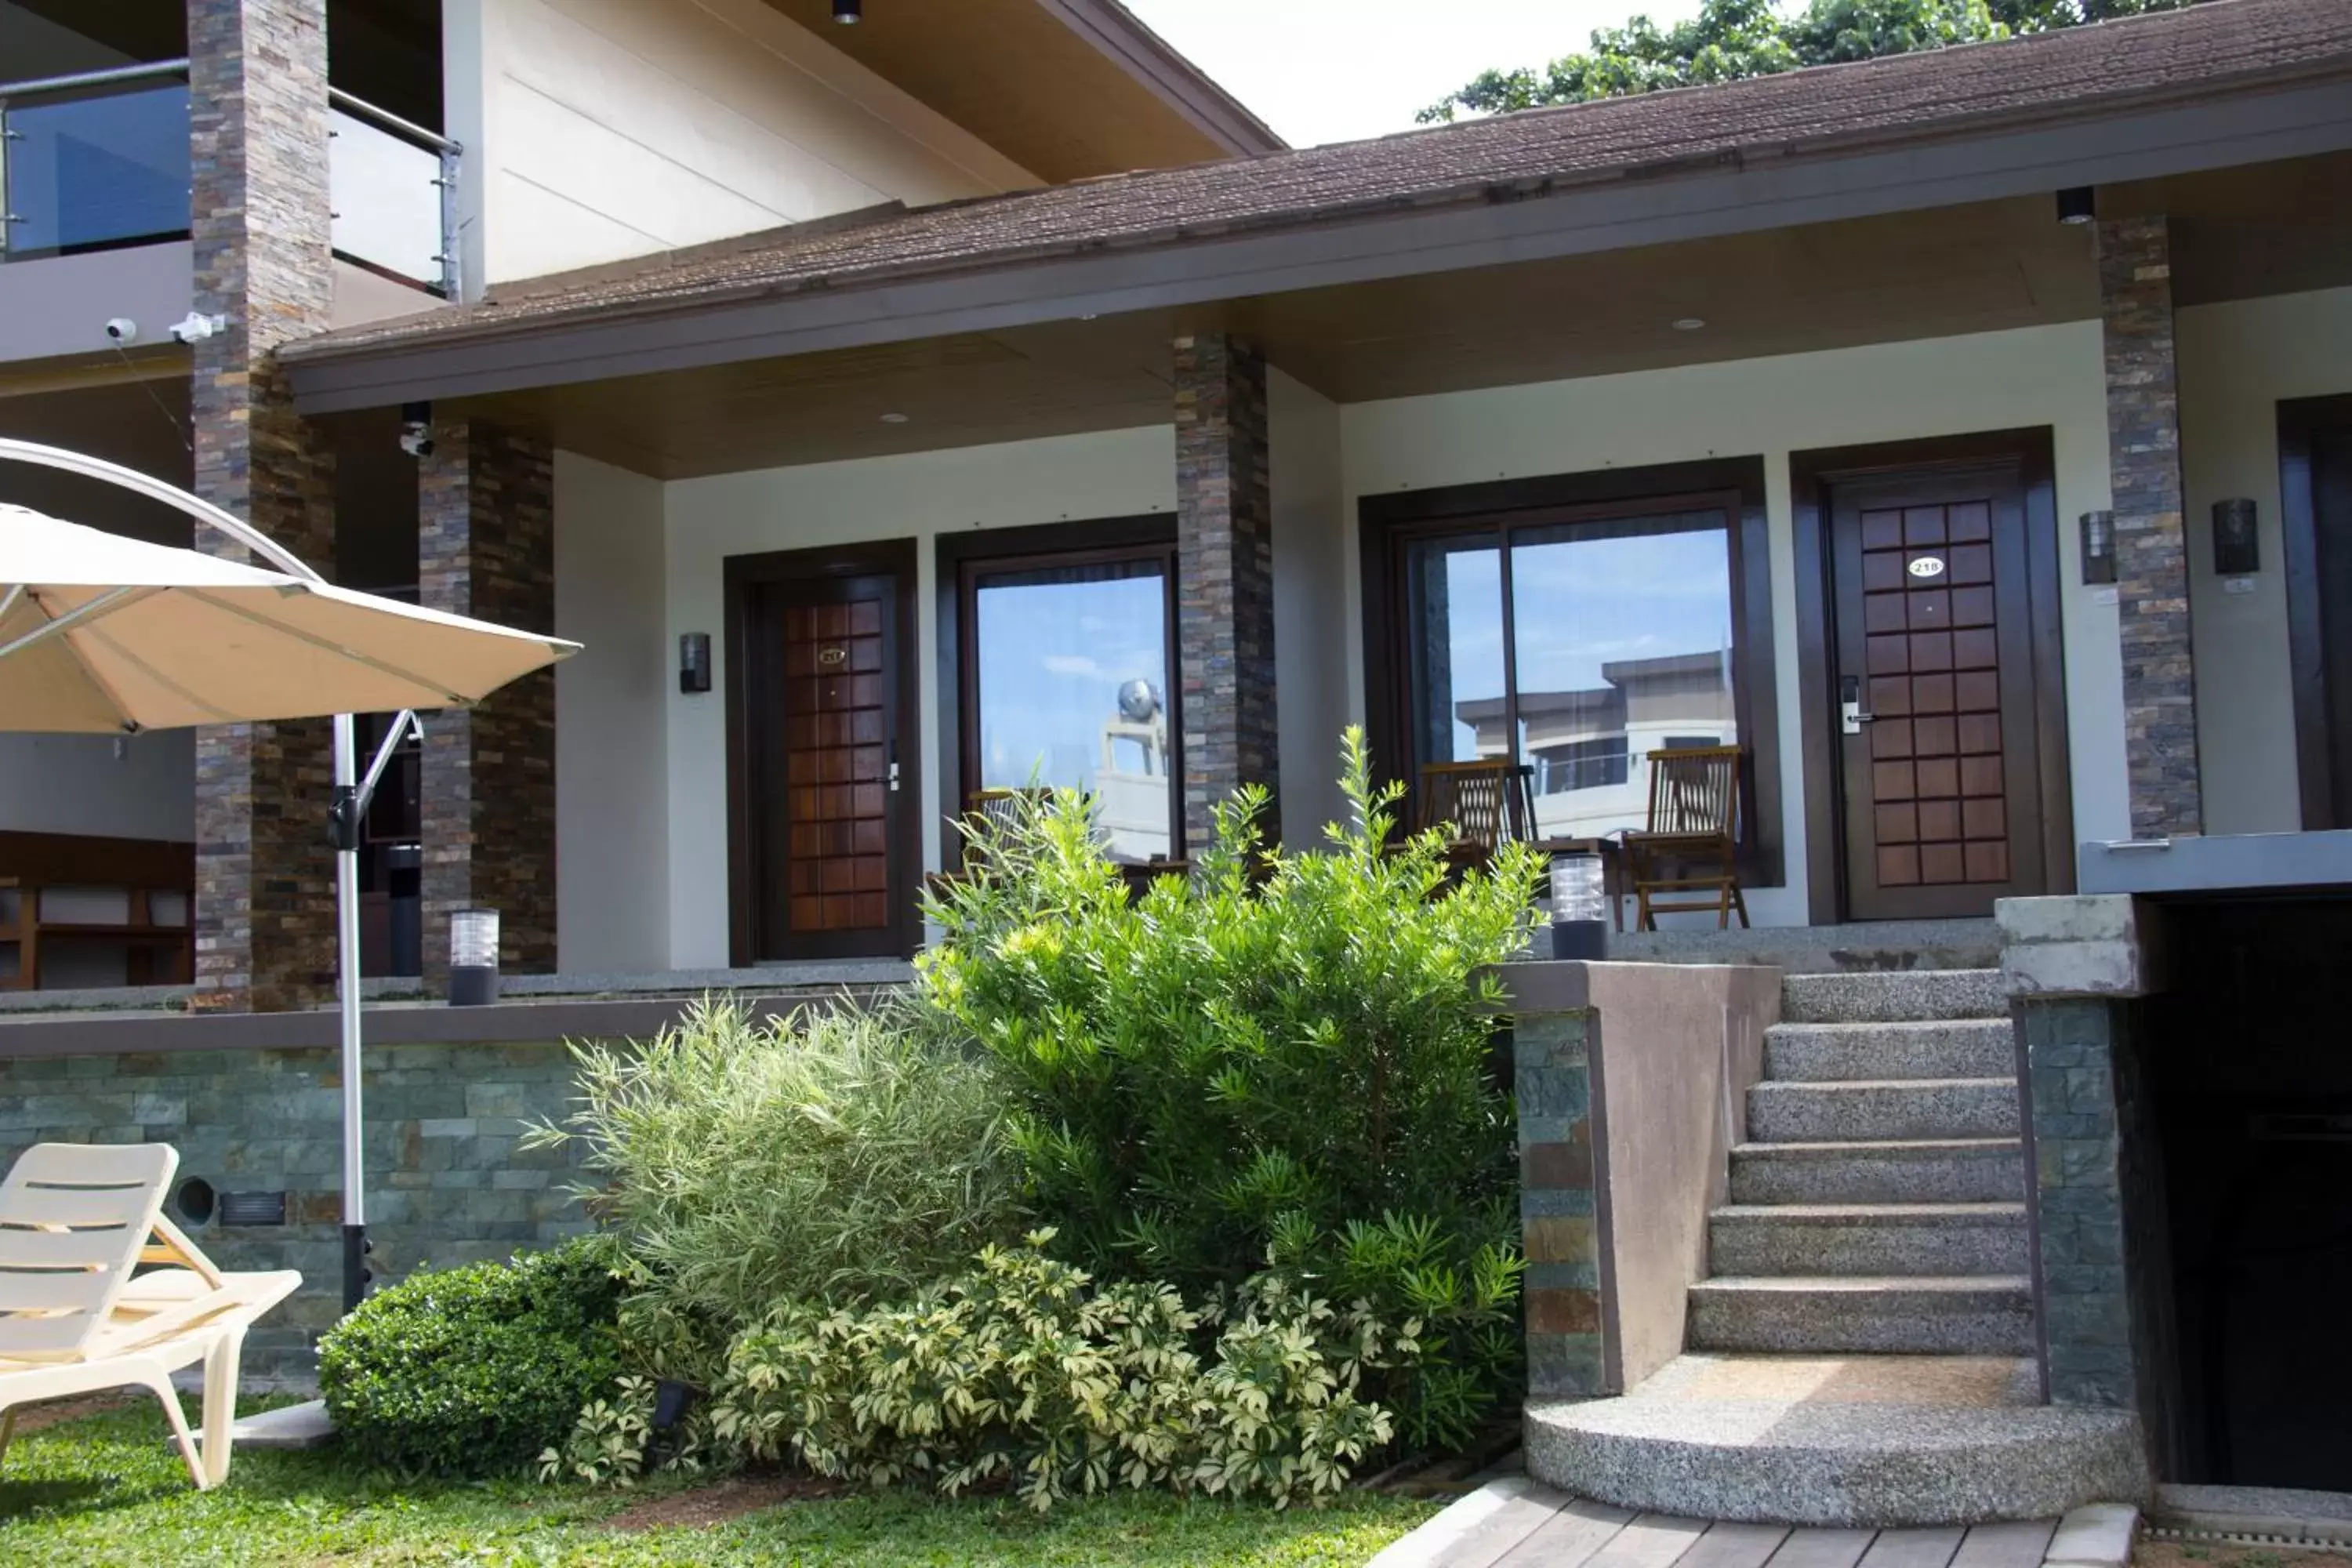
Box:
[0,1400,1439,1567]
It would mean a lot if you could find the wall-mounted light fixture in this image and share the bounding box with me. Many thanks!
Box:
[833,0,860,20]
[2080,510,2118,585]
[679,631,712,695]
[2056,187,2096,226]
[2212,498,2260,577]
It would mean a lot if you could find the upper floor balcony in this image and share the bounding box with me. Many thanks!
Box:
[0,56,457,365]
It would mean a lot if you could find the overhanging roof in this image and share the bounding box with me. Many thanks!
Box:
[283,0,2352,415]
[753,0,1283,181]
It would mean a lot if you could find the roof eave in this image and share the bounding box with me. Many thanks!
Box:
[282,72,2352,415]
[1040,0,1287,157]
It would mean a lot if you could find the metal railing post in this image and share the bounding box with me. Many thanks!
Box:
[436,144,463,303]
[0,101,13,259]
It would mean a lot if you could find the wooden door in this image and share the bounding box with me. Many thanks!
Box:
[735,552,915,961]
[1831,466,2047,920]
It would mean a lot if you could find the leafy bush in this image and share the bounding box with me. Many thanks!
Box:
[319,1237,621,1478]
[917,730,1538,1450]
[707,1234,1408,1511]
[523,997,1022,1348]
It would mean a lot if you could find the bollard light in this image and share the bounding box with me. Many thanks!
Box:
[448,907,500,1006]
[1548,852,1608,962]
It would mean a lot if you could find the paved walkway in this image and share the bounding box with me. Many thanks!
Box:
[1371,1482,2066,1568]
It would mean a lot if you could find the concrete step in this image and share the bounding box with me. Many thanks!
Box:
[1763,1019,2016,1083]
[1780,968,2007,1025]
[1748,1078,2021,1142]
[1526,1353,2148,1526]
[1730,1138,2025,1205]
[1687,1275,2037,1356]
[1710,1202,2030,1277]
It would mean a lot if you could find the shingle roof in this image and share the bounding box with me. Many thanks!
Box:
[288,0,2352,361]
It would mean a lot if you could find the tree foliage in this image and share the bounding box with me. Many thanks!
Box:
[1421,0,2207,122]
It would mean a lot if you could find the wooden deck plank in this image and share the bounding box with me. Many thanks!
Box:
[1436,1481,1580,1568]
[1577,1514,1715,1568]
[1858,1527,1965,1568]
[1490,1498,1639,1568]
[1949,1521,2059,1568]
[1764,1526,1880,1568]
[1676,1521,1795,1568]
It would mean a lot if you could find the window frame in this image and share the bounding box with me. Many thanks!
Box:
[936,517,1183,872]
[1359,459,1783,887]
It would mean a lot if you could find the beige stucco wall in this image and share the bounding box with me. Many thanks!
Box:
[442,0,1038,291]
[1341,323,2125,925]
[2177,285,2352,836]
[554,452,671,974]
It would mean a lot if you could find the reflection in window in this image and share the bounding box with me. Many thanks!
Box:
[970,557,1174,863]
[1405,509,1740,843]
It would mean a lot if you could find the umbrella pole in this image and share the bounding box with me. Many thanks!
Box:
[333,713,368,1313]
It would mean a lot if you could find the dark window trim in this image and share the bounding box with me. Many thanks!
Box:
[2281,393,2352,831]
[935,516,1181,873]
[1790,427,2071,925]
[724,538,922,966]
[1358,457,1783,889]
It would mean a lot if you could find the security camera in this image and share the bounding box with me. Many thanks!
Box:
[104,318,139,345]
[398,401,435,459]
[169,311,226,344]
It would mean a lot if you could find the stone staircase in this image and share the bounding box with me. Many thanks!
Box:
[1526,967,2147,1526]
[1692,967,2033,1360]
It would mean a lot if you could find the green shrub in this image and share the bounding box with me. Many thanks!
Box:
[318,1237,621,1479]
[916,729,1538,1451]
[706,1234,1406,1511]
[523,998,1022,1345]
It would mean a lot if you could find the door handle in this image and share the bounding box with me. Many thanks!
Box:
[1840,676,1875,736]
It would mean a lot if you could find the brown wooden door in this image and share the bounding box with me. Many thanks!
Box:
[737,557,913,960]
[1831,466,2047,920]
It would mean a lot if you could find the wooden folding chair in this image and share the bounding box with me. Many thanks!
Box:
[1618,746,1748,931]
[1414,760,1524,872]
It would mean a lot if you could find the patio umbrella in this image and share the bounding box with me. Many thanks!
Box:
[0,438,579,1312]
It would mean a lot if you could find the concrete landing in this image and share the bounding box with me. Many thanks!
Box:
[1523,1356,2148,1528]
[1606,920,2001,976]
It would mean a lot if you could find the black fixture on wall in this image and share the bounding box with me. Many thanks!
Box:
[2081,510,2118,584]
[2213,498,2260,577]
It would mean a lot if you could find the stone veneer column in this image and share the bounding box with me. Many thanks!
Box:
[419,420,557,984]
[1173,334,1279,851]
[1511,1004,1606,1400]
[188,0,339,1012]
[1999,894,2175,1476]
[2098,216,2201,839]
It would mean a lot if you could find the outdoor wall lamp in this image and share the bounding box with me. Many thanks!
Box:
[2056,187,2096,226]
[449,907,500,1007]
[2213,498,2260,577]
[679,631,712,694]
[1548,852,1609,961]
[2080,510,2118,585]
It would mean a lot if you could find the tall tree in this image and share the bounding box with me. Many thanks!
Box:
[1421,0,2204,122]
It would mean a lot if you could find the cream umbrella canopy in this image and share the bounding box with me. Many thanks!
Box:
[0,504,572,729]
[0,439,579,1312]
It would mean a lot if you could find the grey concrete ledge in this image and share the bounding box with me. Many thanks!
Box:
[0,975,906,1058]
[1477,959,1780,1016]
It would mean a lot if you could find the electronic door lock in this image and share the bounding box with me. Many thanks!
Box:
[887,760,900,793]
[1840,676,1875,736]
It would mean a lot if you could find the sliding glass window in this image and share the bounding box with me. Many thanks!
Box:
[960,549,1180,864]
[1399,503,1746,843]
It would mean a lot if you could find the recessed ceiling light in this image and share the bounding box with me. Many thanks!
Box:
[833,0,860,21]
[1671,318,1707,332]
[878,412,909,424]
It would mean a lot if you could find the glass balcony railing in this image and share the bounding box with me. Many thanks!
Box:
[2,60,460,297]
[0,63,191,257]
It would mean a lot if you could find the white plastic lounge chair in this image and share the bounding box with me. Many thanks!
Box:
[0,1142,302,1489]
